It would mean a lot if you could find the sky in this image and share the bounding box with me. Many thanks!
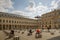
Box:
[0,0,60,19]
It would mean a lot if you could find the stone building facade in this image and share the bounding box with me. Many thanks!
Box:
[0,12,38,30]
[40,9,60,29]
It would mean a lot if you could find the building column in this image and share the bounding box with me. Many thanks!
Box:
[2,25,3,30]
[56,24,59,29]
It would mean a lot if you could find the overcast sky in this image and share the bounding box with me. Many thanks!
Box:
[0,0,60,19]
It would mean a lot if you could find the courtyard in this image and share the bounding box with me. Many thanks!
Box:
[0,29,60,40]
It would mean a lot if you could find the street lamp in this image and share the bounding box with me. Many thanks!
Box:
[35,16,41,29]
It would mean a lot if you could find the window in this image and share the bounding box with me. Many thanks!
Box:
[0,19,2,22]
[2,14,3,16]
[0,25,2,30]
[58,12,60,15]
[50,21,51,24]
[58,25,60,28]
[3,20,5,23]
[42,22,44,24]
[9,20,11,23]
[6,20,8,23]
[0,15,1,17]
[45,15,47,18]
[12,21,14,23]
[9,25,11,30]
[3,25,5,30]
[17,21,18,23]
[15,21,16,23]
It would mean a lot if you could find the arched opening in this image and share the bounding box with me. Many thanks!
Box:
[45,25,47,29]
[49,25,51,29]
[3,25,5,30]
[0,24,2,30]
[9,25,11,30]
[6,25,8,30]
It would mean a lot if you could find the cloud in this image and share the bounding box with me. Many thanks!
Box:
[0,0,14,12]
[36,3,48,13]
[25,0,50,16]
[12,10,26,16]
[51,0,58,9]
[11,0,60,19]
[57,0,60,9]
[26,0,36,13]
[25,0,60,17]
[12,10,32,17]
[12,10,39,19]
[51,0,60,9]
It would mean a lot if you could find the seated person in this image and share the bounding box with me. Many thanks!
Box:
[36,29,41,34]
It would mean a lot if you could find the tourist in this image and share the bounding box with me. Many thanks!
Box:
[5,30,15,40]
[36,29,41,34]
[35,29,42,38]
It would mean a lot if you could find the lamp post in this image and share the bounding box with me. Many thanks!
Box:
[35,16,40,29]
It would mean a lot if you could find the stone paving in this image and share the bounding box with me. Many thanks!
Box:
[0,29,60,40]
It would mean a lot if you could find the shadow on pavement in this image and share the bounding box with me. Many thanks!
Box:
[47,36,60,40]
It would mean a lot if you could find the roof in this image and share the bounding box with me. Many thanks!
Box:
[0,12,37,21]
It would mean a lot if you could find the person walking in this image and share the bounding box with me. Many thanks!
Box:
[29,29,32,33]
[5,30,15,40]
[27,29,32,36]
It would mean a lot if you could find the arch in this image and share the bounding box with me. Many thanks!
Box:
[9,25,11,30]
[0,24,2,30]
[3,25,5,30]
